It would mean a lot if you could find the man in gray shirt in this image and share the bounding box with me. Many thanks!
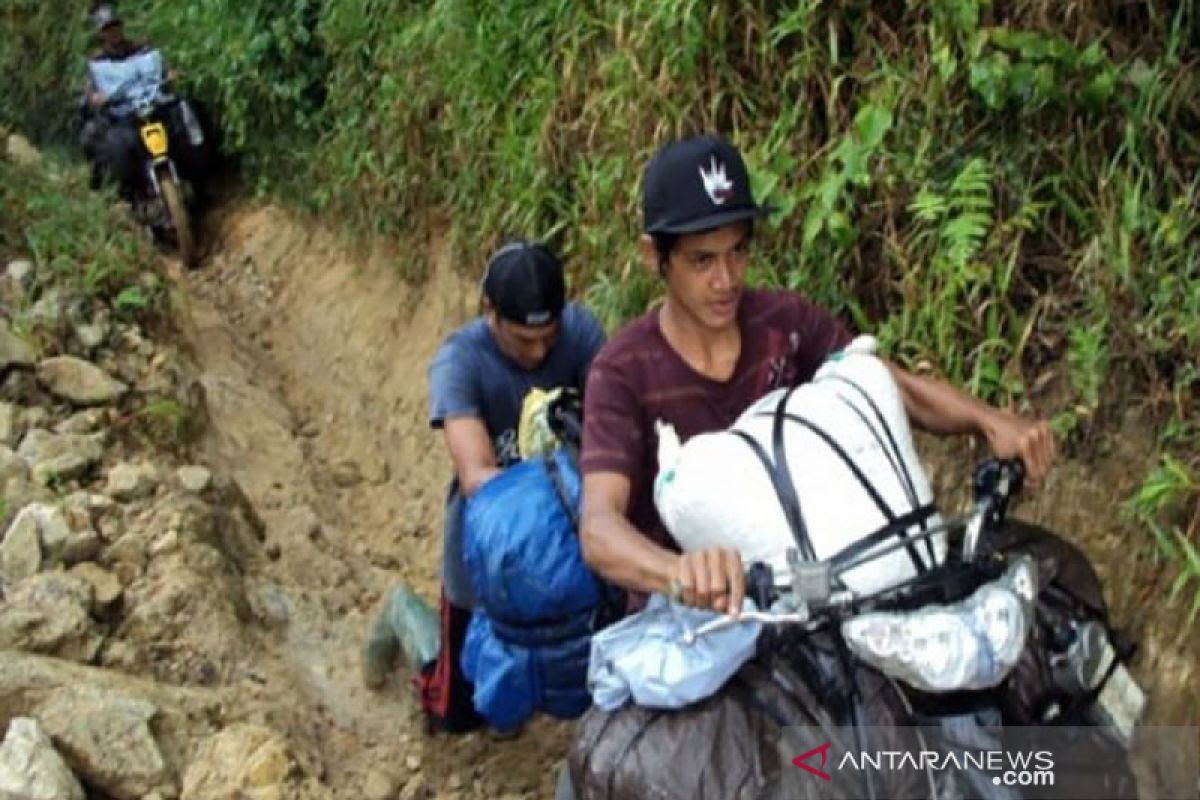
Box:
[363,240,605,734]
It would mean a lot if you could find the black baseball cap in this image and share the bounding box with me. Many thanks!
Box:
[481,241,565,327]
[642,134,770,235]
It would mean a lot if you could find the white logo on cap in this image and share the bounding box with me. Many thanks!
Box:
[699,157,735,206]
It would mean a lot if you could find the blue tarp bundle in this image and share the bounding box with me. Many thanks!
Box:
[462,450,599,731]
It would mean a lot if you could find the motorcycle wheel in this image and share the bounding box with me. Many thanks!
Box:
[158,172,198,269]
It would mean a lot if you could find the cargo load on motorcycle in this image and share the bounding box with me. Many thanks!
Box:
[568,337,1144,800]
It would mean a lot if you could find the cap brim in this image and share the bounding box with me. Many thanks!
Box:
[649,204,773,235]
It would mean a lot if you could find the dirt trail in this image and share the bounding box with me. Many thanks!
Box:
[175,205,571,798]
[170,203,1198,798]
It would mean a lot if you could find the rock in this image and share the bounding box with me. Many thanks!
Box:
[73,321,108,351]
[0,717,85,800]
[180,724,291,800]
[363,769,396,800]
[283,505,322,541]
[0,447,28,484]
[36,357,127,406]
[105,462,158,501]
[247,582,290,628]
[330,459,362,488]
[399,775,431,800]
[176,466,212,494]
[26,289,64,330]
[68,562,123,610]
[38,687,171,800]
[60,529,101,566]
[0,572,101,662]
[405,755,422,772]
[3,503,70,574]
[19,406,49,433]
[4,134,41,167]
[54,410,106,435]
[0,402,17,447]
[147,529,179,558]
[0,509,41,582]
[0,326,36,372]
[103,532,147,571]
[5,260,33,287]
[17,430,104,485]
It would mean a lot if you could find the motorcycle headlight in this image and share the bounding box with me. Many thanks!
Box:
[842,557,1037,693]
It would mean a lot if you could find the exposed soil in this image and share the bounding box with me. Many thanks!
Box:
[167,202,1198,799]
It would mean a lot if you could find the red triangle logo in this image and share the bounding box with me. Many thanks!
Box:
[792,741,833,781]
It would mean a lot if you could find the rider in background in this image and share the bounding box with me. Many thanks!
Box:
[79,4,207,199]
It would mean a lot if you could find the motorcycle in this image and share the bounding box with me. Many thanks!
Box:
[574,459,1146,799]
[93,65,206,268]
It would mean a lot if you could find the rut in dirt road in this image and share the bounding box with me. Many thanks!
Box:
[176,205,574,799]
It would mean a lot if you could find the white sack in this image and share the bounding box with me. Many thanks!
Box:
[654,335,944,596]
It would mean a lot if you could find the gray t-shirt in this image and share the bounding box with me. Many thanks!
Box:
[428,302,605,607]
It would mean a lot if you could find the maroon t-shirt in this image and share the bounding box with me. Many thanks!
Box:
[581,288,853,550]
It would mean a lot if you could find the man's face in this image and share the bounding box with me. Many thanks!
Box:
[659,222,751,331]
[488,315,560,371]
[100,23,125,52]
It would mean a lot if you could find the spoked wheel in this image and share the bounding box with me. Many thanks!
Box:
[158,172,197,268]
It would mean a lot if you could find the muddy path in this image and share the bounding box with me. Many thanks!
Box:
[170,203,1198,798]
[175,205,571,799]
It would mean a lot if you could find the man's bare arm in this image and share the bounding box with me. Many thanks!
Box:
[581,471,744,613]
[441,416,501,497]
[887,361,1056,483]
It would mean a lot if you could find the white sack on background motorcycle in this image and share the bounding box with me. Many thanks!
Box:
[654,335,944,595]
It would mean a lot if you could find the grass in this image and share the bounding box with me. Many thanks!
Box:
[3,0,1198,610]
[0,153,168,327]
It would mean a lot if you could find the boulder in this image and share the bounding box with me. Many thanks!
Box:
[0,509,41,583]
[36,357,127,406]
[38,687,172,800]
[68,562,123,611]
[0,573,101,663]
[0,327,36,372]
[176,465,212,494]
[105,462,159,501]
[180,724,292,800]
[0,403,17,447]
[0,717,85,800]
[17,430,104,485]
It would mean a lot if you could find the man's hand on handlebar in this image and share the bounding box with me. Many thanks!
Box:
[667,547,745,616]
[980,409,1057,488]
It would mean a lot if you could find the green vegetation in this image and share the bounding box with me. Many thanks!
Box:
[0,154,169,324]
[3,1,1197,603]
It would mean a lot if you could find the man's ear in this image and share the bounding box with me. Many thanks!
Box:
[638,234,663,278]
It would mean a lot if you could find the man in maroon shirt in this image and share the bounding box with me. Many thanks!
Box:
[580,134,1057,616]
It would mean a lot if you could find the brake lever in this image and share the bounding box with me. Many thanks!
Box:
[964,458,1025,562]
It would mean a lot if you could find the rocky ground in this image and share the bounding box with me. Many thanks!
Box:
[0,132,1196,800]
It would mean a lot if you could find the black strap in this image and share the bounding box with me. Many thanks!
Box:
[730,429,817,562]
[823,374,938,566]
[755,410,928,573]
[770,386,816,559]
[827,504,938,571]
[821,375,921,505]
[543,452,579,528]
